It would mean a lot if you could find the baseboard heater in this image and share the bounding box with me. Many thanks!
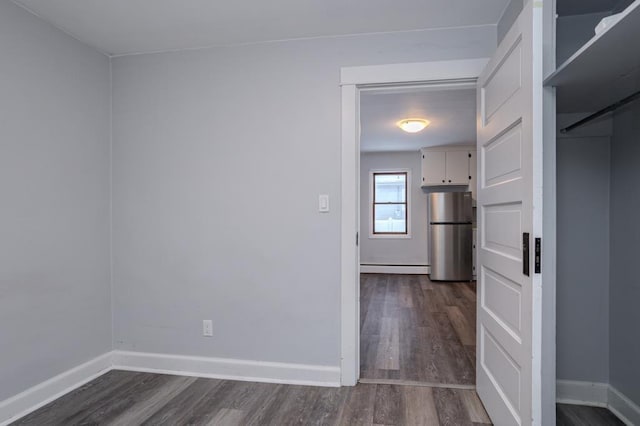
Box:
[359,264,430,274]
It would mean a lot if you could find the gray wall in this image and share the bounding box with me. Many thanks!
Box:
[111,26,496,366]
[610,102,640,405]
[556,114,612,383]
[497,0,524,44]
[360,152,428,266]
[556,106,640,408]
[556,12,609,65]
[0,1,111,401]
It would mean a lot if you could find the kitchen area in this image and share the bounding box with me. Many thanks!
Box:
[358,85,479,281]
[359,143,478,282]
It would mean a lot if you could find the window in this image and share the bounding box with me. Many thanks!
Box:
[371,171,409,236]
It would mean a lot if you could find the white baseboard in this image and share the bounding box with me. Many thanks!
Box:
[0,352,113,426]
[1,350,340,425]
[360,264,430,274]
[112,350,341,388]
[609,385,640,426]
[556,380,640,426]
[556,380,608,407]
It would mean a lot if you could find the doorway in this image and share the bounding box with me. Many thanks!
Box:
[357,83,479,387]
[340,15,556,419]
[339,60,488,386]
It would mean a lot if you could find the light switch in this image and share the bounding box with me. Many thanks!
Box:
[319,194,330,212]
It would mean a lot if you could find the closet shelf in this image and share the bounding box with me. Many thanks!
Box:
[544,0,640,114]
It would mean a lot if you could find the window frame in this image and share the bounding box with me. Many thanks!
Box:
[369,169,411,239]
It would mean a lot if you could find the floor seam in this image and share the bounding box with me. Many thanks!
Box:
[358,378,476,390]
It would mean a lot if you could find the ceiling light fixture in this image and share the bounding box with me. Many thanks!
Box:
[397,118,430,133]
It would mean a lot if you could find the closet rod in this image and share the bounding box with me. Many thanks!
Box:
[560,89,640,133]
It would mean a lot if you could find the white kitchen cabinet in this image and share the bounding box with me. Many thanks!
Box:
[421,151,446,185]
[420,146,473,187]
[446,150,471,185]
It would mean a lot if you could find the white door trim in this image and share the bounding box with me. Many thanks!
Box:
[340,58,489,386]
[340,59,489,86]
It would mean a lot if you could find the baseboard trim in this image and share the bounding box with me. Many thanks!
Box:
[360,264,430,274]
[0,352,113,426]
[111,350,341,388]
[608,385,640,426]
[1,350,341,425]
[556,380,608,407]
[556,380,640,425]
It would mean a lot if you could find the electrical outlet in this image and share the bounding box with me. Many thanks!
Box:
[202,320,213,337]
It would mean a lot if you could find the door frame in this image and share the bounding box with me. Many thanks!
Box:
[339,58,489,386]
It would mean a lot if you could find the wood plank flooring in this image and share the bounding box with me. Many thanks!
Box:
[12,370,492,426]
[360,274,477,385]
[556,404,624,426]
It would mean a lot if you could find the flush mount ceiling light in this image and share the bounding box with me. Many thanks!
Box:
[397,118,430,133]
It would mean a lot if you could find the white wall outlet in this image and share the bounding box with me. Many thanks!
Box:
[202,320,213,337]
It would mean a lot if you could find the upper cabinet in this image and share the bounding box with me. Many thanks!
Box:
[421,146,473,187]
[445,151,472,185]
[421,151,447,185]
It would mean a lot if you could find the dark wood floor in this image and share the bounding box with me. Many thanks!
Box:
[360,273,477,385]
[557,403,624,426]
[13,370,492,425]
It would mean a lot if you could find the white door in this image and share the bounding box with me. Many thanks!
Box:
[476,2,543,425]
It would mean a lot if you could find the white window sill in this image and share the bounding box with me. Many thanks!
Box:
[369,234,412,239]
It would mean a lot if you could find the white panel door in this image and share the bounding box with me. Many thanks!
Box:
[476,2,543,425]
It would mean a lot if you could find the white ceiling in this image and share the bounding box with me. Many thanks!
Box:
[360,86,476,153]
[12,0,510,56]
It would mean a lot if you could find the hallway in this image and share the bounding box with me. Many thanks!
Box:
[359,273,477,386]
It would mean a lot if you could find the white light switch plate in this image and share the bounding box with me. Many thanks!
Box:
[202,320,213,337]
[319,194,329,212]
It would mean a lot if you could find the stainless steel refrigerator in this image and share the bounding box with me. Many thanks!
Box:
[429,192,473,281]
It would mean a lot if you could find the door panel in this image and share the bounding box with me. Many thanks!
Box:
[483,202,523,260]
[482,38,523,124]
[482,267,523,337]
[476,2,543,425]
[481,326,522,407]
[483,123,523,187]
